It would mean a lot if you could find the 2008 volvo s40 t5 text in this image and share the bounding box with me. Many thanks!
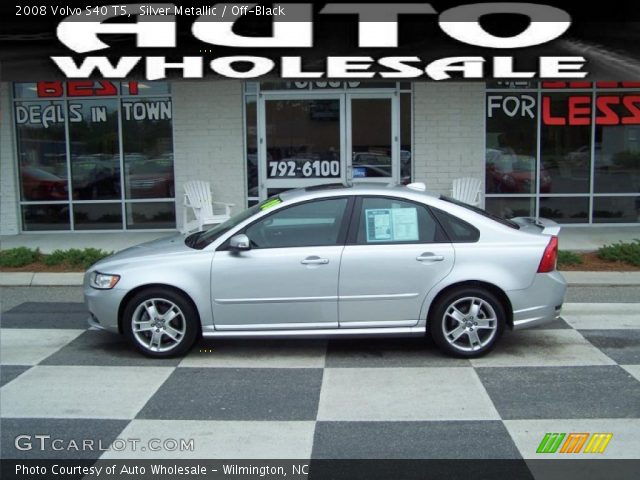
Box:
[84,183,567,358]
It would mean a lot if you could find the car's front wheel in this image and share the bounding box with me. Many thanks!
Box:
[430,287,505,358]
[122,288,199,358]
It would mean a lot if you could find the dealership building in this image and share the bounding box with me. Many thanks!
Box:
[1,79,639,235]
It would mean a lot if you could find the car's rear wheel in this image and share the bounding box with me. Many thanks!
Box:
[122,288,199,358]
[430,287,505,358]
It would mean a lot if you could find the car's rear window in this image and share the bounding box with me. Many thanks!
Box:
[440,196,520,230]
[431,207,480,243]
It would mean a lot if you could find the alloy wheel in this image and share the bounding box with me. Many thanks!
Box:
[441,296,498,353]
[131,298,187,353]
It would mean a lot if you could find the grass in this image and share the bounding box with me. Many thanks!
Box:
[0,247,113,270]
[557,250,583,266]
[597,239,640,267]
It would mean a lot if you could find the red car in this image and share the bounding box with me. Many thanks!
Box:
[486,150,551,194]
[21,166,68,201]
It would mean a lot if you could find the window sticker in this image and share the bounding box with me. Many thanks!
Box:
[260,198,282,211]
[366,209,392,242]
[391,208,419,241]
[365,208,419,243]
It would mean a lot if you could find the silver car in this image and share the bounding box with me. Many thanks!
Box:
[84,183,566,358]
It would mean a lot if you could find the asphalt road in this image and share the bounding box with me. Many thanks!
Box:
[1,285,639,313]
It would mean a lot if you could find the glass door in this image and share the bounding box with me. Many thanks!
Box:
[347,93,400,184]
[259,94,346,199]
[257,92,400,200]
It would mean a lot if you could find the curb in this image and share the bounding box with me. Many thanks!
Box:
[1,272,84,287]
[560,271,640,287]
[2,271,640,287]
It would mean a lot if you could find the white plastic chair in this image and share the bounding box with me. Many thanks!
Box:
[182,180,234,233]
[451,177,482,207]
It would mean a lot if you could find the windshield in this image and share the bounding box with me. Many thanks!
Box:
[440,196,520,230]
[186,197,282,250]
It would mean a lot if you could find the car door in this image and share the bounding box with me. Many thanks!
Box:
[211,197,352,330]
[338,196,455,328]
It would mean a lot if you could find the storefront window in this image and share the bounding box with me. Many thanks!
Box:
[485,197,535,220]
[594,93,640,195]
[593,197,640,223]
[22,205,69,232]
[15,101,68,203]
[540,197,589,224]
[69,100,120,200]
[486,83,639,224]
[73,203,122,230]
[126,202,175,229]
[13,81,175,231]
[122,97,174,200]
[540,93,592,194]
[351,98,392,179]
[486,93,538,195]
[265,99,342,179]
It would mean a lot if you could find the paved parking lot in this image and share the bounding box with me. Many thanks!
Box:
[1,290,639,463]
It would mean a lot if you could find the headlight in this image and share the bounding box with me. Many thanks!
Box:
[90,272,120,289]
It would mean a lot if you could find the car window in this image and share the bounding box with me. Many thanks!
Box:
[431,207,480,243]
[355,197,445,245]
[191,197,283,249]
[440,195,520,230]
[245,198,348,249]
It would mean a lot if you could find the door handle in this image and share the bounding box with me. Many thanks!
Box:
[416,253,445,262]
[301,256,329,265]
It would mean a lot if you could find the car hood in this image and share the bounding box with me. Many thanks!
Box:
[92,234,191,267]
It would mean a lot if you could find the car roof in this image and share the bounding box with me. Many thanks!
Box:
[279,182,439,202]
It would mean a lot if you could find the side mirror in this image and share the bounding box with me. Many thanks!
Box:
[229,234,251,251]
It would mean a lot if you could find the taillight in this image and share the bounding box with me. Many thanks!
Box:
[537,236,558,273]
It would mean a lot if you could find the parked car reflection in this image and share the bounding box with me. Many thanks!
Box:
[21,166,68,201]
[127,156,175,199]
[486,149,551,194]
[72,154,120,200]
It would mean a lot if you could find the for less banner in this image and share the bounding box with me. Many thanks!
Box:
[1,2,640,80]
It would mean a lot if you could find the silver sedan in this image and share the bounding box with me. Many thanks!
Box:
[84,183,567,358]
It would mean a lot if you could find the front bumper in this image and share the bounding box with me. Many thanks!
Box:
[84,278,127,334]
[507,270,567,330]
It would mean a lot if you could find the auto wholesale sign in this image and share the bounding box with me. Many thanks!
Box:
[46,3,587,81]
[3,2,640,81]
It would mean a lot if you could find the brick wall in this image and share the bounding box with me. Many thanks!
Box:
[412,82,486,203]
[171,80,246,230]
[0,82,19,235]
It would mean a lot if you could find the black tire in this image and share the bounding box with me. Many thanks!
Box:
[429,287,506,358]
[122,287,199,358]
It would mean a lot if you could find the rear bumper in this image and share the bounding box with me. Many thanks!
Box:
[507,271,567,330]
